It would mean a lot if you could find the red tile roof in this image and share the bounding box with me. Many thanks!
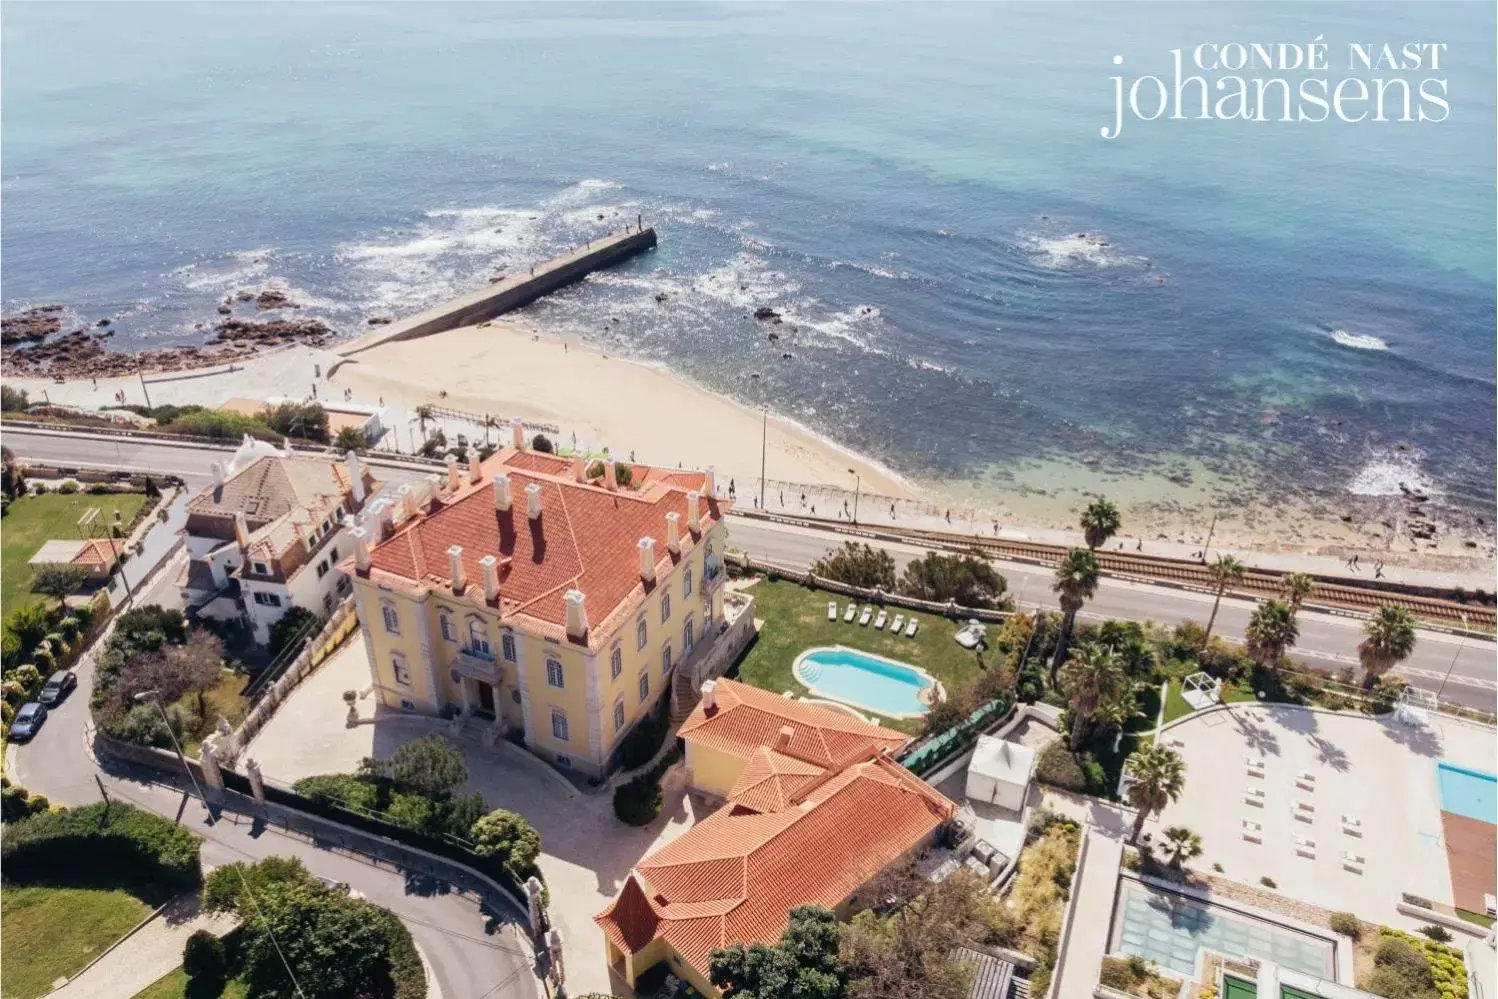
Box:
[727,748,825,813]
[358,447,725,648]
[71,538,125,568]
[678,679,909,769]
[596,750,954,978]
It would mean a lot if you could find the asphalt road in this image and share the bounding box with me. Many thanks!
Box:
[7,425,1494,711]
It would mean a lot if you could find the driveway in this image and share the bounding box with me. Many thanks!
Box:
[246,633,711,997]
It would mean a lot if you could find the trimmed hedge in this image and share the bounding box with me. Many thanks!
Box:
[2,802,201,901]
[613,740,683,826]
[372,908,427,999]
[1034,741,1109,797]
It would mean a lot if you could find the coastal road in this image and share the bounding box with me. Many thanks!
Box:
[6,426,1494,711]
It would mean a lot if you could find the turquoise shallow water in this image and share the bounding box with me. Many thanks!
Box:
[1437,762,1497,824]
[2,3,1494,517]
[794,646,932,717]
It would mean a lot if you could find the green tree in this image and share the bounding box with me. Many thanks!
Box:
[898,551,1007,608]
[1,385,29,412]
[1049,548,1100,683]
[1244,599,1299,669]
[1159,825,1203,867]
[30,564,88,598]
[1358,605,1417,688]
[1080,498,1122,550]
[810,542,896,591]
[531,433,554,454]
[4,603,52,653]
[182,929,228,982]
[384,735,468,798]
[469,808,541,874]
[1203,555,1246,643]
[268,606,322,661]
[1280,572,1315,614]
[1060,644,1129,751]
[1124,743,1187,843]
[334,425,368,453]
[203,855,311,914]
[711,905,847,999]
[239,879,393,999]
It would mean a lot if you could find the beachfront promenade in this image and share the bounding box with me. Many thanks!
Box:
[335,226,657,358]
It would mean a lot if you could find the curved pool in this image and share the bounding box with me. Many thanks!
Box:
[792,646,937,718]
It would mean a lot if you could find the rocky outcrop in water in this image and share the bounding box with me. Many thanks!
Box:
[255,289,299,310]
[2,306,66,345]
[208,317,332,347]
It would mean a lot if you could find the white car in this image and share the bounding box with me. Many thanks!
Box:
[954,621,986,649]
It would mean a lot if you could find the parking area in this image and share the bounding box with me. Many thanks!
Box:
[1151,703,1492,928]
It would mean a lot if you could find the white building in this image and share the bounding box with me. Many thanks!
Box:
[178,436,378,645]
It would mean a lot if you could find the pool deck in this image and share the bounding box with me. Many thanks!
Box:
[1056,832,1123,999]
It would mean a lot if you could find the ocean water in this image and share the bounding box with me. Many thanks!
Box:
[4,2,1494,523]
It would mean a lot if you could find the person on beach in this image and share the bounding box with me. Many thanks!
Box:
[779,490,784,506]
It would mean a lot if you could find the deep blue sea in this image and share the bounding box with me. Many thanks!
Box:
[4,2,1494,523]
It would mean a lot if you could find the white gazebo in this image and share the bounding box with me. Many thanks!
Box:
[965,735,1035,811]
[1181,672,1222,711]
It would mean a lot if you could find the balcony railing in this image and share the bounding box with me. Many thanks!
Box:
[453,648,501,683]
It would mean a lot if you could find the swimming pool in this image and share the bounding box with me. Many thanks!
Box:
[1437,762,1497,824]
[1111,880,1334,978]
[792,646,937,718]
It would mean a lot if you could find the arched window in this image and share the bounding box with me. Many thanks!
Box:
[636,618,648,651]
[683,566,693,598]
[660,592,672,623]
[381,602,400,635]
[610,646,623,680]
[683,616,695,656]
[467,617,490,657]
[546,658,565,689]
[501,633,517,663]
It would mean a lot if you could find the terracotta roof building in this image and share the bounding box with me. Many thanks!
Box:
[596,678,954,994]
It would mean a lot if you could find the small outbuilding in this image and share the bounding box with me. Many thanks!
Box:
[964,734,1035,811]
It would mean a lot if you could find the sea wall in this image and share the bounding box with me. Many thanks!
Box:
[336,226,657,357]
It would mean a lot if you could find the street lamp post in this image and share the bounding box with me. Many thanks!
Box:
[1435,614,1469,703]
[133,690,208,806]
[847,468,861,525]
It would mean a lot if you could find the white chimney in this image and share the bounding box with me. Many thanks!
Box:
[397,483,416,519]
[371,498,394,539]
[604,458,617,492]
[212,462,225,487]
[234,511,250,547]
[525,482,542,520]
[447,545,465,593]
[423,473,442,508]
[704,466,716,496]
[352,526,371,571]
[665,512,681,554]
[445,454,460,492]
[700,679,717,711]
[468,451,482,483]
[345,450,365,504]
[511,418,525,449]
[775,725,794,751]
[637,536,657,581]
[686,491,702,533]
[480,555,500,602]
[492,474,512,512]
[564,589,588,638]
[572,454,585,482]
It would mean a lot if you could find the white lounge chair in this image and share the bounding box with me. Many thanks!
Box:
[1295,771,1317,791]
[904,618,918,637]
[859,606,872,626]
[874,610,888,630]
[1296,836,1317,859]
[1244,787,1265,807]
[828,601,838,621]
[1241,818,1262,843]
[844,604,856,623]
[1342,814,1362,837]
[891,614,905,634]
[1293,801,1315,822]
[1342,850,1365,873]
[1245,757,1265,778]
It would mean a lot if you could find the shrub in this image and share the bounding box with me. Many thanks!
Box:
[617,702,670,770]
[810,541,896,590]
[1418,925,1453,944]
[88,483,111,495]
[613,772,664,826]
[2,802,201,900]
[1260,876,1278,888]
[2,783,49,823]
[58,616,82,641]
[293,774,382,813]
[14,664,44,696]
[57,480,80,494]
[1100,956,1137,991]
[183,929,228,981]
[1330,912,1363,939]
[469,808,542,875]
[531,434,554,454]
[1035,741,1089,793]
[1376,936,1433,979]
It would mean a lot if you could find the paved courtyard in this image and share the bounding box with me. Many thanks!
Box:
[1151,703,1492,929]
[244,634,708,997]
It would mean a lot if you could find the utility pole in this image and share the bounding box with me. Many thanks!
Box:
[848,468,861,525]
[137,355,153,409]
[1202,513,1219,562]
[1435,614,1469,702]
[758,410,767,511]
[134,690,207,807]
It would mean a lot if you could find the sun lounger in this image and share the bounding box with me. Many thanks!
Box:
[1296,836,1317,859]
[891,614,905,633]
[1245,757,1265,778]
[1295,771,1317,790]
[874,610,888,630]
[1293,801,1315,822]
[1244,787,1265,807]
[859,606,872,626]
[828,601,838,621]
[1241,818,1262,843]
[1342,850,1364,873]
[844,604,856,622]
[904,618,918,637]
[1341,814,1362,836]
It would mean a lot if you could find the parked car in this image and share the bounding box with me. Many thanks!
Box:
[37,670,77,706]
[9,702,48,742]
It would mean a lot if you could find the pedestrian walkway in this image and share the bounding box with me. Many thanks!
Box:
[1055,831,1124,999]
[50,892,236,999]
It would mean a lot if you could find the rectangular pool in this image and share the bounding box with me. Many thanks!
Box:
[1111,880,1335,978]
[1437,762,1496,824]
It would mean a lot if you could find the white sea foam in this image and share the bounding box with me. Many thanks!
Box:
[706,161,732,171]
[691,254,800,308]
[1024,230,1144,270]
[1328,329,1389,351]
[1348,450,1440,497]
[830,259,912,281]
[169,248,274,291]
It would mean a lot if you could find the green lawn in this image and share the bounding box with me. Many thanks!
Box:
[1,885,153,999]
[0,491,147,611]
[132,967,249,999]
[732,579,988,734]
[1163,678,1195,724]
[1458,909,1496,929]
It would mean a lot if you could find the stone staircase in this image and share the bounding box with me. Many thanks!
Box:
[670,664,701,724]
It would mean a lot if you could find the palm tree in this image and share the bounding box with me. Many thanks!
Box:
[1060,644,1128,750]
[1281,572,1315,614]
[1358,605,1417,687]
[1244,599,1299,669]
[1160,825,1203,867]
[334,426,367,454]
[1203,555,1246,642]
[1081,499,1122,551]
[1124,743,1187,843]
[1050,548,1100,684]
[415,403,436,441]
[483,413,500,446]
